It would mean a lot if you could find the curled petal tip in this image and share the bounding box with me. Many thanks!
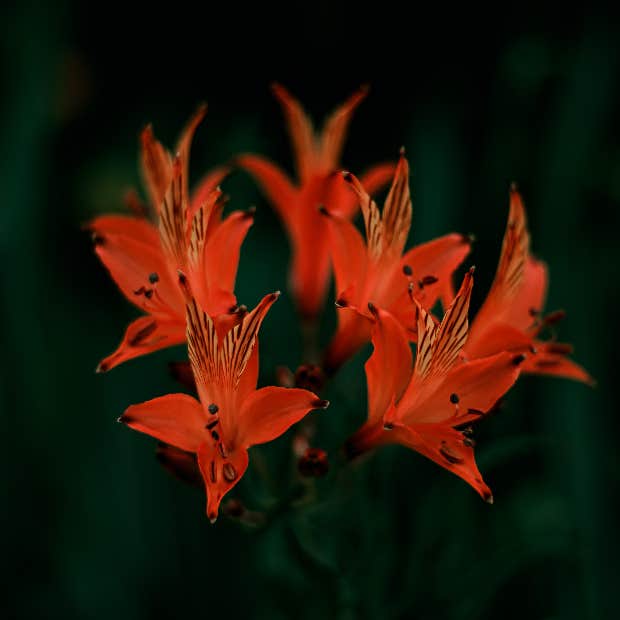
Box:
[313,399,330,409]
[485,494,494,505]
[399,145,406,156]
[464,233,476,244]
[208,513,218,524]
[117,414,127,424]
[273,290,282,299]
[359,83,370,94]
[342,170,353,182]
[95,362,108,374]
[244,205,257,217]
[140,123,154,142]
[468,265,476,275]
[510,181,519,193]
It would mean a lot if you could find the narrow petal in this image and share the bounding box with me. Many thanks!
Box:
[365,307,413,426]
[319,85,368,170]
[236,154,297,228]
[120,393,205,452]
[202,210,254,312]
[271,83,317,181]
[390,423,493,502]
[187,164,231,224]
[98,316,186,372]
[322,209,368,305]
[237,386,327,447]
[197,441,249,523]
[381,154,412,256]
[140,125,171,213]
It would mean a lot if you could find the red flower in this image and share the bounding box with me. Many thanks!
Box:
[321,152,471,372]
[89,108,253,371]
[237,84,395,319]
[346,270,523,502]
[120,290,329,522]
[465,187,593,384]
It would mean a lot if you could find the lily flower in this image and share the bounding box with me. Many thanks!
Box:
[237,84,395,319]
[464,187,593,384]
[89,107,252,371]
[120,290,329,522]
[345,270,523,502]
[321,152,471,372]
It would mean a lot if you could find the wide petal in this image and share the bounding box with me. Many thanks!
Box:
[97,316,186,372]
[364,307,413,426]
[89,215,183,315]
[236,154,297,228]
[197,441,249,523]
[390,423,493,502]
[399,352,522,426]
[399,233,472,311]
[237,386,328,447]
[120,393,205,452]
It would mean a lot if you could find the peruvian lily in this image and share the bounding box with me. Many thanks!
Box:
[89,107,253,371]
[464,187,592,384]
[120,290,329,522]
[237,84,395,319]
[321,152,471,372]
[345,270,523,502]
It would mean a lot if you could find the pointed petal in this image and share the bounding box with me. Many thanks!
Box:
[202,210,254,312]
[525,345,594,384]
[342,170,383,259]
[197,441,249,522]
[120,393,205,452]
[237,386,327,447]
[365,307,413,425]
[322,209,368,304]
[140,125,172,213]
[89,215,183,315]
[188,164,231,224]
[271,83,317,181]
[98,316,186,372]
[391,422,493,502]
[381,153,412,256]
[319,85,368,170]
[236,154,297,227]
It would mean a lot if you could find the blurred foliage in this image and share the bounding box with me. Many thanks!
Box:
[1,2,619,619]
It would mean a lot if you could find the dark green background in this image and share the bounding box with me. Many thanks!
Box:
[2,2,619,618]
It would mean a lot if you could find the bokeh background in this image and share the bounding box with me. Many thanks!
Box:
[2,2,619,618]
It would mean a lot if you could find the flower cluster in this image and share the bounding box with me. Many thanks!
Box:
[90,86,592,521]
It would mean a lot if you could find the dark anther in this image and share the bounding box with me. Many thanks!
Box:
[419,275,439,287]
[367,301,378,316]
[144,289,153,299]
[223,463,237,482]
[128,321,157,346]
[439,445,464,465]
[178,271,187,286]
[546,343,573,355]
[450,393,459,404]
[149,272,159,284]
[208,403,219,415]
[298,448,329,478]
[209,461,217,483]
[228,304,239,313]
[218,443,228,459]
[544,310,566,325]
[402,264,413,276]
[318,205,329,216]
[335,297,348,308]
[529,307,540,317]
[512,353,527,366]
[383,421,394,430]
[462,426,474,437]
[205,419,218,430]
[529,345,538,354]
[342,171,353,182]
[463,437,476,448]
[133,286,146,296]
[211,430,219,441]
